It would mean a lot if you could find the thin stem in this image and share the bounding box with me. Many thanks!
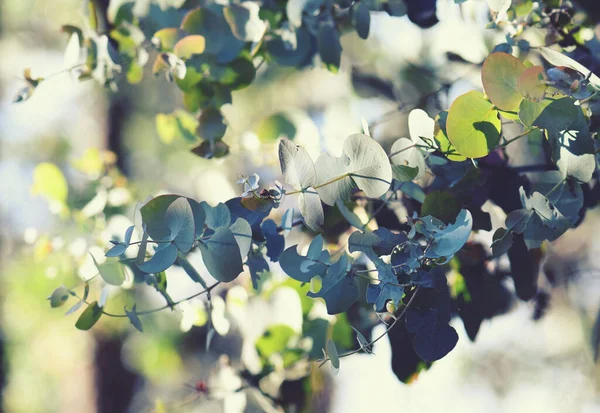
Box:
[361,192,395,231]
[319,287,421,363]
[494,127,539,150]
[40,63,87,81]
[177,253,209,290]
[286,173,350,196]
[477,162,555,172]
[71,282,220,318]
[353,273,412,288]
[545,177,567,198]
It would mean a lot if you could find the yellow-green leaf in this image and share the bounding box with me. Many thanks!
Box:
[174,35,206,59]
[31,162,68,205]
[446,91,501,158]
[481,52,527,111]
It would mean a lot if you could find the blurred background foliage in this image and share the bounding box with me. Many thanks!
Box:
[4,0,600,413]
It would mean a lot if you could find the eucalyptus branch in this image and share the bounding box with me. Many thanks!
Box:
[71,282,220,318]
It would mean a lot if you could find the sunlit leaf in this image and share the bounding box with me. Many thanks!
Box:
[32,163,68,205]
[91,254,125,286]
[447,91,501,158]
[315,133,392,205]
[482,52,526,111]
[389,138,425,179]
[224,2,267,43]
[279,138,316,189]
[229,217,252,258]
[517,66,546,101]
[540,47,600,89]
[156,111,199,144]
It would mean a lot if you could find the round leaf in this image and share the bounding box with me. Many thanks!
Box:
[199,227,243,282]
[197,107,227,142]
[481,52,526,111]
[49,285,70,308]
[517,66,546,101]
[447,91,501,158]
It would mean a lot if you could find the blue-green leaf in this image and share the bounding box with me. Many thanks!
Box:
[189,199,207,238]
[166,197,196,253]
[307,254,357,314]
[352,3,370,39]
[229,217,252,258]
[136,243,178,274]
[202,201,231,229]
[318,23,342,71]
[199,227,243,282]
[261,219,285,262]
[326,339,340,374]
[125,304,144,332]
[279,244,328,283]
[140,195,179,241]
[247,250,269,289]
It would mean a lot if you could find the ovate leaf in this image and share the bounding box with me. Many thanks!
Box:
[318,23,342,72]
[352,3,370,39]
[49,285,70,308]
[174,35,206,59]
[298,189,324,231]
[75,301,103,331]
[125,304,144,332]
[165,197,196,253]
[279,138,316,189]
[326,339,340,374]
[197,107,227,142]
